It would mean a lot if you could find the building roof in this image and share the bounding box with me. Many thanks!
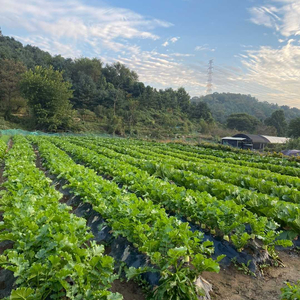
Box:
[233,134,269,144]
[281,150,300,156]
[222,137,246,141]
[261,135,290,144]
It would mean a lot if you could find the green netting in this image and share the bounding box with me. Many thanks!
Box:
[0,129,117,138]
[0,129,56,136]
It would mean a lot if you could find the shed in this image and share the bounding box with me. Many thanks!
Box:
[221,134,289,150]
[221,136,246,148]
[261,135,290,144]
[233,134,269,150]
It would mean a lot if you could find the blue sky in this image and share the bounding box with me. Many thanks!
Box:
[1,0,300,108]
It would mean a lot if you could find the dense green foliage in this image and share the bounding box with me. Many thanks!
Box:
[0,59,27,120]
[193,93,300,124]
[51,137,280,250]
[226,113,260,133]
[0,33,212,135]
[31,136,223,300]
[286,138,300,151]
[1,32,300,140]
[288,117,300,138]
[0,136,121,299]
[20,66,74,131]
[264,110,288,136]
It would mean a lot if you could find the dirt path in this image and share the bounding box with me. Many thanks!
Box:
[203,249,299,300]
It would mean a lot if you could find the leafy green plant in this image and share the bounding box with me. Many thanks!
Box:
[29,136,224,299]
[280,281,300,300]
[231,258,256,277]
[63,136,293,251]
[0,136,121,299]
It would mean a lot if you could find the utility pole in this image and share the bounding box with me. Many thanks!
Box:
[206,59,213,94]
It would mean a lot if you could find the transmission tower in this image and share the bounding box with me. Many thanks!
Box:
[206,59,213,94]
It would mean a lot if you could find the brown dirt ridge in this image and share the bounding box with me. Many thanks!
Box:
[203,250,300,300]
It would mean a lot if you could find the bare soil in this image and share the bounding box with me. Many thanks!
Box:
[203,250,300,300]
[111,279,146,300]
[7,139,12,151]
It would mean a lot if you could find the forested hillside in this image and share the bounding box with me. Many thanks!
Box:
[1,31,300,138]
[0,31,212,136]
[192,93,300,124]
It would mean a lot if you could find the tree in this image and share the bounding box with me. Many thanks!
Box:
[191,92,300,124]
[103,62,138,91]
[160,88,177,110]
[264,110,287,136]
[20,66,74,132]
[189,101,213,122]
[71,71,98,109]
[255,124,277,136]
[288,117,300,138]
[72,58,106,87]
[0,59,27,119]
[100,86,125,116]
[177,87,190,113]
[126,98,139,131]
[226,113,259,132]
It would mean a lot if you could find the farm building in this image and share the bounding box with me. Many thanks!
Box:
[221,134,289,150]
[281,149,300,157]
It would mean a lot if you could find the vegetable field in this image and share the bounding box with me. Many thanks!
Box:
[0,136,299,300]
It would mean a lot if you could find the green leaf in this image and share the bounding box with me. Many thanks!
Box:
[126,266,158,281]
[10,288,34,300]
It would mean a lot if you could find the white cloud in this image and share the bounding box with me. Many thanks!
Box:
[15,35,82,58]
[170,53,194,57]
[238,39,300,107]
[107,48,209,93]
[162,36,180,47]
[249,6,280,29]
[249,1,300,37]
[243,0,300,107]
[170,37,180,43]
[241,44,253,48]
[0,0,173,56]
[195,44,215,52]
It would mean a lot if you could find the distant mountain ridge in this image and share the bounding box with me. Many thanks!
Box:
[192,93,300,124]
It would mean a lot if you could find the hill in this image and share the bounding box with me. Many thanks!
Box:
[0,31,212,136]
[1,31,300,139]
[192,93,300,124]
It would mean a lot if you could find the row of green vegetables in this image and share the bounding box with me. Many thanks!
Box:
[197,142,300,164]
[71,136,300,236]
[72,137,300,299]
[30,136,224,300]
[0,136,121,300]
[81,137,300,202]
[0,139,7,159]
[169,143,300,172]
[50,136,291,252]
[114,138,300,176]
[185,143,300,167]
[127,140,300,190]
